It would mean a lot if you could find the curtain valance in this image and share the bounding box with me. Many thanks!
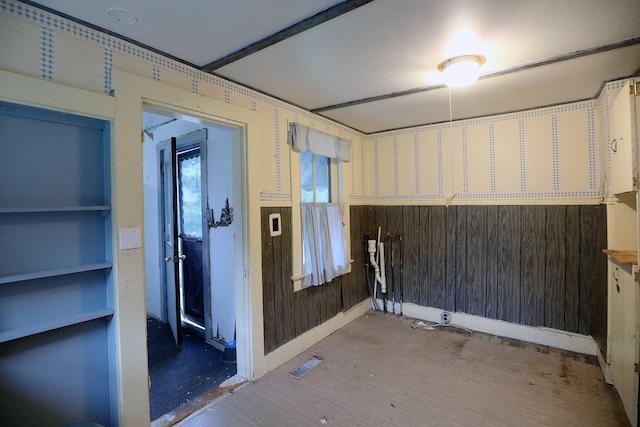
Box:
[288,122,351,161]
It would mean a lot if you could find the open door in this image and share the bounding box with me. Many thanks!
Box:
[158,129,209,347]
[160,137,182,347]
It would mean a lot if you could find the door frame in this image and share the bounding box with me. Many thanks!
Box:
[111,69,264,425]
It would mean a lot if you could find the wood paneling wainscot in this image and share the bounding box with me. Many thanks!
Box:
[360,205,608,351]
[261,207,366,354]
[261,205,607,354]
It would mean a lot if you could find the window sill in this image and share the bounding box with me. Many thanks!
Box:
[292,260,354,292]
[291,260,354,283]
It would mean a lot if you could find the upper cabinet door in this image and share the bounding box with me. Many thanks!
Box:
[609,80,638,195]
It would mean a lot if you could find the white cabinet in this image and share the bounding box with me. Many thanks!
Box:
[604,250,640,427]
[608,260,639,426]
[604,79,640,425]
[609,80,638,195]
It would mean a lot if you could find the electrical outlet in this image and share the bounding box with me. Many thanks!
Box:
[441,311,451,324]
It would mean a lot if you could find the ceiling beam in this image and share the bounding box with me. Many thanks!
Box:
[200,0,374,72]
[311,36,640,113]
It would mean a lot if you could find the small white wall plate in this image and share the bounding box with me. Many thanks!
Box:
[269,213,282,237]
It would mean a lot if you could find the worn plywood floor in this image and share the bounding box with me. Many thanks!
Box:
[178,312,630,427]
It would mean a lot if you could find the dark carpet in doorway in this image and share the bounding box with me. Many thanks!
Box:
[147,317,236,421]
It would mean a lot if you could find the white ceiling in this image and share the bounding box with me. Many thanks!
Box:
[27,0,640,134]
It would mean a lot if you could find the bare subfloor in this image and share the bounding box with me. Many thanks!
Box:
[178,312,630,427]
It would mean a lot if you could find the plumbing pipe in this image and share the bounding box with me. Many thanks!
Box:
[387,232,396,314]
[380,241,387,312]
[379,242,386,294]
[367,239,386,295]
[376,227,381,267]
[367,239,379,297]
[399,235,403,315]
[364,255,380,311]
[377,226,386,294]
[367,239,379,299]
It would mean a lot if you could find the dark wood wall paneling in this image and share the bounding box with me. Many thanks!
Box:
[261,207,368,354]
[344,205,370,310]
[360,205,607,351]
[261,204,607,354]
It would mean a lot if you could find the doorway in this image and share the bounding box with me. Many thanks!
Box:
[142,107,240,420]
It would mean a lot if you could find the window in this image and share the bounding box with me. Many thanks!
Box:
[300,150,331,203]
[290,122,351,287]
[177,148,202,238]
[300,150,346,286]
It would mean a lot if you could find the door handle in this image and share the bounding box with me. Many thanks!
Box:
[610,138,617,153]
[178,254,186,260]
[165,256,173,262]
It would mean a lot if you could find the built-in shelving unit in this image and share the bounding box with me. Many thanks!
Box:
[0,206,111,213]
[0,101,116,426]
[0,262,113,285]
[0,308,114,344]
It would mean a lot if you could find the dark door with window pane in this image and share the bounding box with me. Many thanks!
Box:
[177,148,204,325]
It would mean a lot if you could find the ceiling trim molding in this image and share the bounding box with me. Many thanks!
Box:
[17,0,199,69]
[356,97,594,135]
[347,71,636,135]
[200,0,374,72]
[311,36,640,114]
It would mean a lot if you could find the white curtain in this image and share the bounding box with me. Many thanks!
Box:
[301,203,349,286]
[288,122,351,161]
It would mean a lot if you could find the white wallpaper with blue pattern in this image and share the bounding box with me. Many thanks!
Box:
[0,0,364,204]
[354,100,605,202]
[1,0,630,204]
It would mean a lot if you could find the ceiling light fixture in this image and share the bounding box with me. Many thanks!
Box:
[437,54,486,88]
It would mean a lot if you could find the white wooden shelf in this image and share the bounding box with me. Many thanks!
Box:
[0,206,110,213]
[0,308,115,344]
[0,262,113,285]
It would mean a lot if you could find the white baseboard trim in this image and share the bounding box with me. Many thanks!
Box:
[264,299,370,373]
[382,301,598,356]
[263,298,599,376]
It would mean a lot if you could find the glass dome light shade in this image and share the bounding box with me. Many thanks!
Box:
[438,54,486,88]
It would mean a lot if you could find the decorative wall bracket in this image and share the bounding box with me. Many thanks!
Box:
[207,198,233,228]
